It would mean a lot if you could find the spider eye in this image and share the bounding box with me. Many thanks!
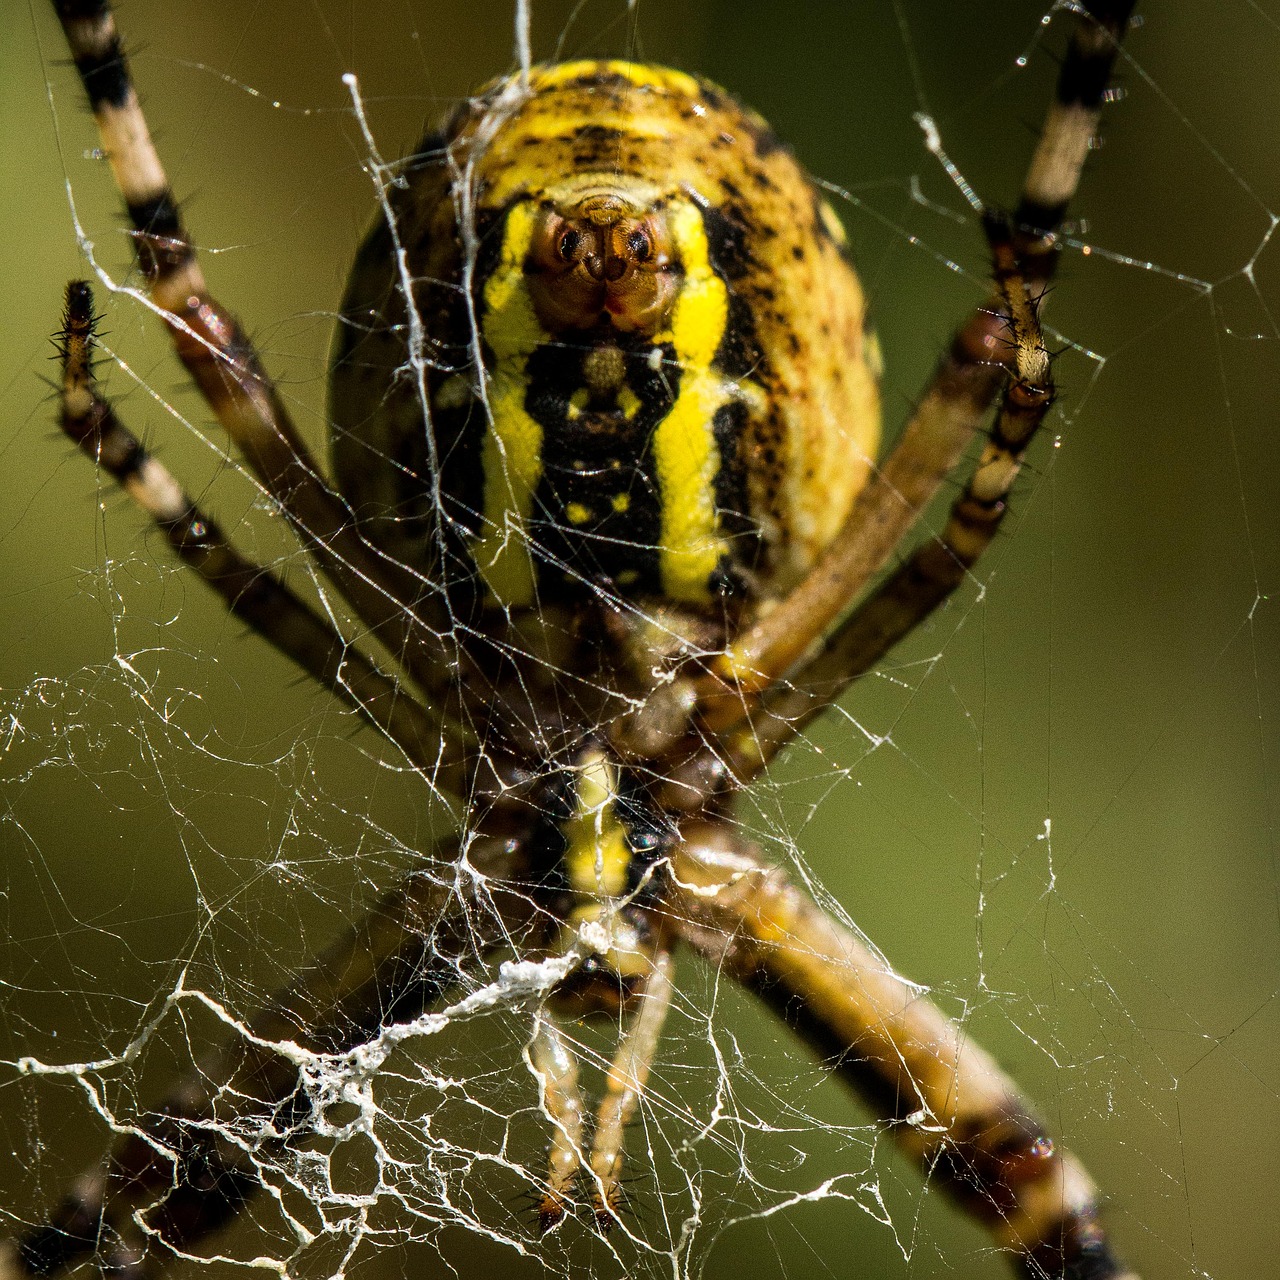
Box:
[558,228,581,261]
[626,229,651,262]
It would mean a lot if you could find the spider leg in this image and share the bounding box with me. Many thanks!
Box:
[0,837,541,1280]
[525,1013,587,1232]
[55,281,473,797]
[668,826,1138,1280]
[586,946,675,1233]
[721,215,1056,780]
[50,1,454,700]
[695,0,1135,730]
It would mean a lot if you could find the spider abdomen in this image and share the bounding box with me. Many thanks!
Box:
[330,61,881,624]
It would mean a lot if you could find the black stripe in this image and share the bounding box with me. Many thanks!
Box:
[102,425,146,483]
[704,213,765,586]
[701,202,754,282]
[60,395,147,484]
[53,0,111,19]
[125,192,196,283]
[711,400,760,581]
[73,40,130,111]
[713,288,763,381]
[1015,1,1136,237]
[54,1,132,111]
[125,191,183,239]
[1055,1,1137,110]
[557,123,628,168]
[524,335,673,601]
[1015,197,1071,243]
[557,69,634,95]
[1018,1220,1129,1280]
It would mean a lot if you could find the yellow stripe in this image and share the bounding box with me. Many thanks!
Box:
[531,61,701,99]
[472,200,545,606]
[472,194,734,605]
[653,199,731,601]
[563,751,631,900]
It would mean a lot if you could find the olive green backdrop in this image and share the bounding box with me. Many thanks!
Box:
[1,3,1277,1279]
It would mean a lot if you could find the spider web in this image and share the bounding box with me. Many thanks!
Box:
[1,2,1277,1278]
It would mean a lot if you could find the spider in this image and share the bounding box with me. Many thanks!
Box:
[1,1,1146,1277]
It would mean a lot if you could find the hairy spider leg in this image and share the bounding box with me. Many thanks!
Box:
[670,828,1139,1280]
[55,281,470,796]
[50,0,462,709]
[695,0,1136,731]
[721,213,1060,782]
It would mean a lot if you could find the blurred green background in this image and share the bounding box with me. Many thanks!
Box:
[1,2,1277,1278]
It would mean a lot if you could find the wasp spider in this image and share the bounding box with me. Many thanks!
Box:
[4,2,1141,1277]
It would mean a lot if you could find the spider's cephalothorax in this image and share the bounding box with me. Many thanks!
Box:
[12,4,1142,1275]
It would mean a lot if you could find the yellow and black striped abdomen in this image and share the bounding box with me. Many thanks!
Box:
[330,61,880,622]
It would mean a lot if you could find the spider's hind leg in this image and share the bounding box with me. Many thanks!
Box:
[0,833,540,1280]
[725,212,1059,776]
[669,826,1138,1280]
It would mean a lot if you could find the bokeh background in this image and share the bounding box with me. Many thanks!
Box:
[1,2,1277,1278]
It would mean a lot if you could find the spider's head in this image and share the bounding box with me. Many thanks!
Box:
[525,191,678,334]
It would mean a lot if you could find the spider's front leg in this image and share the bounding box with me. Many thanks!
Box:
[49,0,456,697]
[669,826,1138,1280]
[688,0,1136,742]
